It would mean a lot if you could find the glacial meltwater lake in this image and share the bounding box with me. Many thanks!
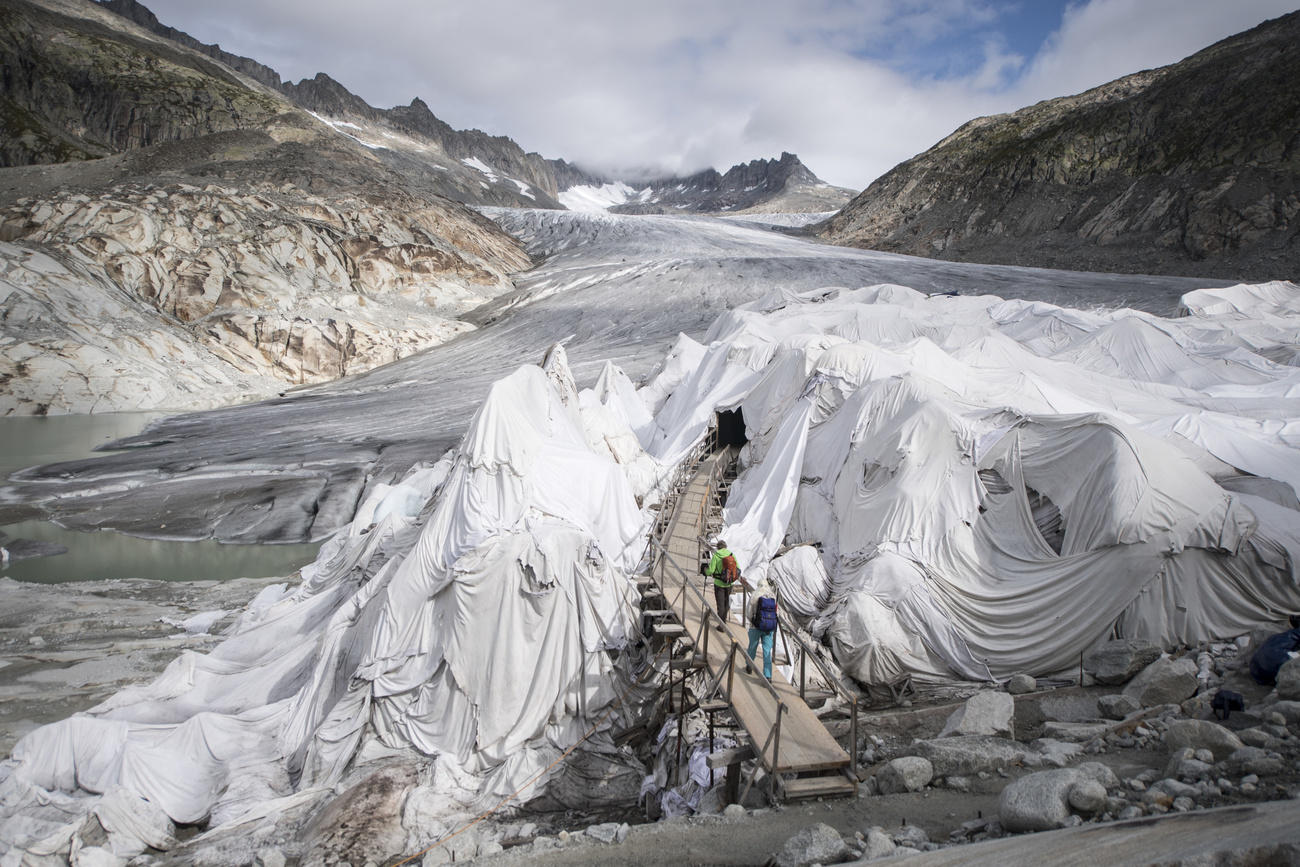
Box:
[0,413,322,584]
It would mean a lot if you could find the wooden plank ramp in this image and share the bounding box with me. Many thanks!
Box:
[650,452,852,799]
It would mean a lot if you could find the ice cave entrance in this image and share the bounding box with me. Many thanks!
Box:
[715,407,747,447]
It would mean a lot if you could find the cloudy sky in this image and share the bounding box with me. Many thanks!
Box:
[144,0,1297,189]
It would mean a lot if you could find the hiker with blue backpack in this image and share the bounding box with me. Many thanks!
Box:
[747,577,779,679]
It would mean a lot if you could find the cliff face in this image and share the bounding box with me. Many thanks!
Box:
[820,12,1300,280]
[0,0,285,167]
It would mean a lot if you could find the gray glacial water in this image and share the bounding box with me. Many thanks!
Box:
[0,211,1233,551]
[0,412,321,583]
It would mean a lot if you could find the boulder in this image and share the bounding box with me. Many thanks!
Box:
[892,826,929,848]
[1123,655,1198,707]
[1098,693,1141,720]
[1277,656,1300,701]
[1067,779,1107,814]
[1237,728,1276,749]
[999,769,1091,832]
[876,757,934,794]
[1164,748,1213,781]
[1007,674,1037,695]
[862,828,896,859]
[939,691,1015,738]
[1076,761,1120,789]
[1222,747,1285,777]
[911,736,1041,777]
[775,822,850,867]
[1164,719,1245,761]
[1267,700,1300,724]
[1084,639,1163,685]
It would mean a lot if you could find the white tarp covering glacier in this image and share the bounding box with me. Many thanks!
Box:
[4,278,1300,857]
[4,346,657,838]
[645,281,1300,685]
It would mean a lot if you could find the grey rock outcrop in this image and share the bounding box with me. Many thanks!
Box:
[1123,655,1198,707]
[820,12,1300,281]
[1082,639,1163,685]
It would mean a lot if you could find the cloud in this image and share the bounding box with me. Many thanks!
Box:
[144,0,1297,190]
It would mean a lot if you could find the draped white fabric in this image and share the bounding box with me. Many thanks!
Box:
[10,279,1300,837]
[12,348,648,825]
[690,281,1300,684]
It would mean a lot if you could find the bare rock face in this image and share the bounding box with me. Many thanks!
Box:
[0,0,285,168]
[0,181,530,414]
[820,11,1300,280]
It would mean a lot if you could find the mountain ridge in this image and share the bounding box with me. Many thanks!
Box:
[79,0,851,214]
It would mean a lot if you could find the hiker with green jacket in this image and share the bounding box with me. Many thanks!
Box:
[704,539,748,627]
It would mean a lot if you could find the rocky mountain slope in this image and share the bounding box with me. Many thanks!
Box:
[565,152,854,215]
[0,0,531,415]
[86,0,851,215]
[819,12,1300,280]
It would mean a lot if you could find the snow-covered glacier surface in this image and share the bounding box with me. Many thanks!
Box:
[7,210,1300,862]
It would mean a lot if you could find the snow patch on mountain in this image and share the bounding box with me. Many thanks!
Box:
[559,182,644,212]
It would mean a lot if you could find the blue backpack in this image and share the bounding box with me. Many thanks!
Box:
[753,596,778,632]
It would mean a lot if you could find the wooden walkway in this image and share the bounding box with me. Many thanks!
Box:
[648,450,854,799]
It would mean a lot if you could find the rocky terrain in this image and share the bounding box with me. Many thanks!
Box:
[820,11,1300,281]
[0,0,533,415]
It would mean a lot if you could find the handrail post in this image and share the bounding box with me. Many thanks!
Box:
[727,643,736,697]
[850,696,859,783]
[770,705,784,803]
[799,648,806,701]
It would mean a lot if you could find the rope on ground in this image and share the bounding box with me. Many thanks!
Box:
[391,645,671,866]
